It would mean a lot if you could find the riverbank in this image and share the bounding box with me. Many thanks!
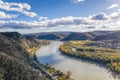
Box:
[29,41,74,80]
[59,41,120,74]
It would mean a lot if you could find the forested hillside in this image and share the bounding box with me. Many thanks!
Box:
[0,32,50,80]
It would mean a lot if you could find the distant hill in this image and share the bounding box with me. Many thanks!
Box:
[26,31,114,41]
[85,31,120,49]
[25,30,120,49]
[62,32,93,40]
[37,34,61,40]
[93,31,120,41]
[25,32,71,40]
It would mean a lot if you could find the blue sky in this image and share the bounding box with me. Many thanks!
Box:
[0,0,120,33]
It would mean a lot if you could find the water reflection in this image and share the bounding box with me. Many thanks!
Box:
[36,41,120,80]
[39,54,63,65]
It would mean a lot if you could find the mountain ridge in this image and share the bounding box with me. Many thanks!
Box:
[25,30,117,41]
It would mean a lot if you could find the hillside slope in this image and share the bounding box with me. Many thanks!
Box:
[87,31,120,49]
[93,31,120,41]
[0,32,49,80]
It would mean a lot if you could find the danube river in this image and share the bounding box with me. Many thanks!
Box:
[36,41,120,80]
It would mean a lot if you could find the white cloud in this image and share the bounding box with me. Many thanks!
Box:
[0,0,37,17]
[109,11,120,19]
[72,0,84,3]
[38,16,96,27]
[0,11,17,18]
[39,17,48,21]
[0,20,39,29]
[22,11,37,17]
[107,4,119,9]
[89,12,109,20]
[0,9,120,33]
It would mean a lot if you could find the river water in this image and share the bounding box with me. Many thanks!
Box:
[36,41,120,80]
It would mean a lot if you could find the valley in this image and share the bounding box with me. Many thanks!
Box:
[1,0,120,80]
[1,31,120,80]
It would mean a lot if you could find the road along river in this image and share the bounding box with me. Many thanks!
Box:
[36,41,120,80]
